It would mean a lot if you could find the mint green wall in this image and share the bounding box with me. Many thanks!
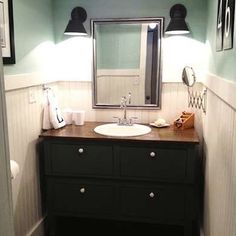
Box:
[4,0,54,75]
[206,0,236,82]
[97,24,141,69]
[52,0,207,43]
[3,0,208,76]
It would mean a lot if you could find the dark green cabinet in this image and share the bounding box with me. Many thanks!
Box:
[120,184,186,221]
[50,142,113,176]
[50,180,115,216]
[40,133,200,236]
[119,146,188,181]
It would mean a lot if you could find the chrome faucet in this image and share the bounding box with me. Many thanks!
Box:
[120,92,131,120]
[114,93,137,126]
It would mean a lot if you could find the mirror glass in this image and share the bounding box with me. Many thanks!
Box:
[91,18,164,109]
[182,66,196,87]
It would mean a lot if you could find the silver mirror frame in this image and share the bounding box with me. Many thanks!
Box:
[91,17,164,109]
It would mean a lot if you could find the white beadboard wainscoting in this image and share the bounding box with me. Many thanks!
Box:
[6,72,236,236]
[96,69,145,105]
[201,74,236,236]
[58,81,190,124]
[5,82,58,236]
[5,77,191,236]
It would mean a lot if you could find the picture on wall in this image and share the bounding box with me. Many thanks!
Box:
[216,0,225,51]
[223,0,235,50]
[216,0,235,51]
[0,1,6,48]
[0,0,15,64]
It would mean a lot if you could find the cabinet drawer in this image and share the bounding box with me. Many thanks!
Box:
[121,185,185,221]
[119,147,187,181]
[51,181,114,216]
[50,143,113,176]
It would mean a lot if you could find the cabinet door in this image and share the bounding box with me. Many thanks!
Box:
[119,146,188,181]
[121,185,186,221]
[49,180,114,216]
[49,142,113,176]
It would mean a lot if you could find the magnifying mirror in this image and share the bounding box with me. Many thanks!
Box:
[182,66,196,87]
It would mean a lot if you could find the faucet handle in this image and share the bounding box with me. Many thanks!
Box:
[129,117,138,125]
[113,116,121,124]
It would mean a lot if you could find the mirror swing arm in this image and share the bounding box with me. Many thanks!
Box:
[187,87,207,114]
[182,66,207,114]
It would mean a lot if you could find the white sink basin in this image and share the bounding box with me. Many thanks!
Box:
[94,123,151,137]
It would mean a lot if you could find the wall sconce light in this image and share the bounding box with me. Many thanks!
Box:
[64,7,87,36]
[165,4,190,35]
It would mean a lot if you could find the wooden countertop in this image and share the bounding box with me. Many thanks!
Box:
[39,122,199,144]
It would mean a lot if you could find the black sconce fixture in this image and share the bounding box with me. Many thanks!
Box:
[64,7,87,36]
[165,4,190,35]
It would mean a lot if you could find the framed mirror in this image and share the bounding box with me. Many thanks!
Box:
[91,17,164,109]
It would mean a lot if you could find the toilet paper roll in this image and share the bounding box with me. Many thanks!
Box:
[10,160,20,180]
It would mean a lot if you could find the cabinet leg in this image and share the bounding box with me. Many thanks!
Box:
[184,221,192,236]
[47,215,56,236]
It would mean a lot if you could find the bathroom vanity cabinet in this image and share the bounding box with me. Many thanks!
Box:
[39,122,201,236]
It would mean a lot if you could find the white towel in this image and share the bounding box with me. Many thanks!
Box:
[42,90,53,130]
[42,88,66,130]
[10,160,20,179]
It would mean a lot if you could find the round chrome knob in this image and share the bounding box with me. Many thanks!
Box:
[149,192,155,198]
[150,152,156,158]
[80,188,85,193]
[78,148,84,154]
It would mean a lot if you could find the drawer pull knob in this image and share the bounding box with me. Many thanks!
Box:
[80,188,85,193]
[150,152,156,158]
[78,148,84,154]
[149,192,155,198]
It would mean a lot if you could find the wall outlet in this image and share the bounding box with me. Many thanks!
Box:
[28,88,36,104]
[133,76,140,85]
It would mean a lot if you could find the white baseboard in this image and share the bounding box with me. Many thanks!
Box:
[26,217,45,236]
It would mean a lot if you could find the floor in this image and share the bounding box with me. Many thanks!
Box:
[48,217,186,236]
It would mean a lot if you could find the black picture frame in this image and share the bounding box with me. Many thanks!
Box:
[216,0,235,51]
[223,0,235,50]
[216,0,225,51]
[0,0,15,64]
